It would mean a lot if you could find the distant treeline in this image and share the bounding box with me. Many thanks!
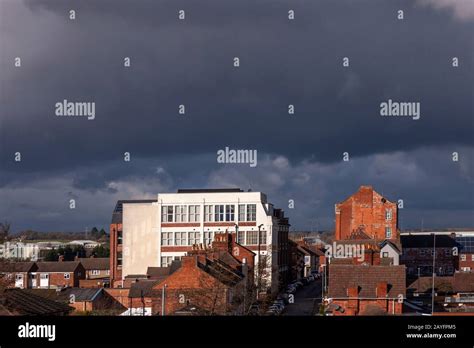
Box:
[14,227,108,242]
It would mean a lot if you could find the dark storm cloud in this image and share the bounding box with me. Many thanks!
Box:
[0,0,472,231]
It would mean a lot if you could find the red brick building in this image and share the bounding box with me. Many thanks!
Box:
[335,186,398,241]
[124,233,255,315]
[0,262,38,289]
[34,261,85,289]
[400,234,458,276]
[327,264,406,315]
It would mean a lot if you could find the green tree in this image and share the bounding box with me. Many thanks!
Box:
[92,245,110,257]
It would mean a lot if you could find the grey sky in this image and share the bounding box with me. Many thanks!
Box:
[0,0,473,232]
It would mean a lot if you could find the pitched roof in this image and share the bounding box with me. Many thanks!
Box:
[129,280,161,298]
[328,264,406,298]
[453,272,474,292]
[406,276,454,293]
[147,261,181,280]
[78,258,109,270]
[36,261,82,272]
[198,258,244,287]
[23,288,103,302]
[0,261,37,273]
[58,288,103,302]
[2,289,73,315]
[380,239,402,254]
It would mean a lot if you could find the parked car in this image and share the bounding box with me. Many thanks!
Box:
[308,275,315,282]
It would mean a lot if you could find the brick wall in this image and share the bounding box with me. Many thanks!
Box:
[335,186,398,241]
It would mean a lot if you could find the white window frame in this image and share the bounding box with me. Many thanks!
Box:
[461,254,467,261]
[162,206,174,222]
[204,205,214,222]
[64,273,70,279]
[385,227,392,239]
[247,204,256,222]
[215,205,225,222]
[161,232,173,246]
[175,232,187,246]
[188,231,200,245]
[385,209,392,221]
[225,205,235,222]
[189,205,200,222]
[246,230,258,245]
[238,204,246,221]
[174,205,187,223]
[204,231,214,245]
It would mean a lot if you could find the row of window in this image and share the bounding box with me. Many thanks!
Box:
[418,248,452,257]
[161,204,257,223]
[161,256,182,267]
[161,230,267,246]
[460,254,474,262]
[15,273,72,280]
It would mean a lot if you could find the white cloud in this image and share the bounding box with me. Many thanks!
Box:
[417,0,474,21]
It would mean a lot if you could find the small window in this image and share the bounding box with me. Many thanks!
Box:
[461,254,467,261]
[238,204,246,221]
[385,209,392,221]
[64,273,70,279]
[91,270,100,275]
[247,204,257,221]
[214,205,225,222]
[385,227,392,239]
[246,231,258,245]
[225,205,235,221]
[382,252,389,258]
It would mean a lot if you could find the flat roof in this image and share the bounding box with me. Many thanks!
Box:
[177,188,244,193]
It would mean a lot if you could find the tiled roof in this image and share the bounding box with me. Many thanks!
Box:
[406,276,454,293]
[328,264,406,298]
[36,261,82,272]
[453,272,474,292]
[23,288,103,302]
[78,258,109,270]
[2,289,72,315]
[0,261,37,273]
[147,261,181,280]
[198,258,244,287]
[129,280,160,298]
[58,288,103,302]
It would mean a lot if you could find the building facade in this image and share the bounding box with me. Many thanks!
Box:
[335,186,398,241]
[114,189,290,293]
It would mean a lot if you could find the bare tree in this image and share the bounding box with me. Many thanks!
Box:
[0,221,11,243]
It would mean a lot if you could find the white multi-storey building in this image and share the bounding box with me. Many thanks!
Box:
[119,188,290,293]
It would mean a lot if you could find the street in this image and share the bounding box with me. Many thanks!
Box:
[283,278,323,316]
